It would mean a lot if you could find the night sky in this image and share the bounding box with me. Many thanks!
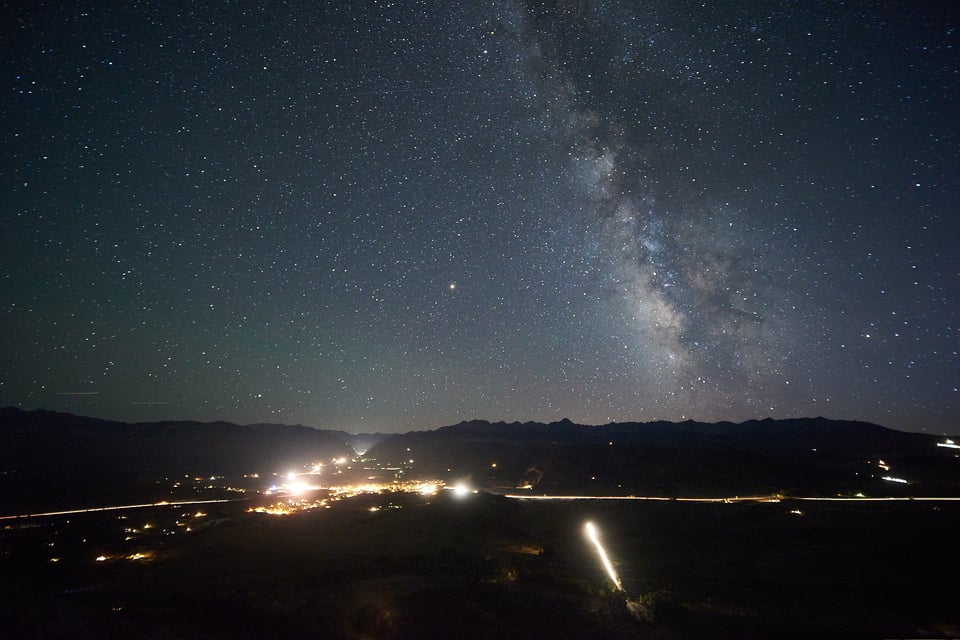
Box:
[2,1,957,433]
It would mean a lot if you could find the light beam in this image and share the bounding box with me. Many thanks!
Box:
[584,521,623,591]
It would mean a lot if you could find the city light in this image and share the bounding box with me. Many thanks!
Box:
[451,482,477,498]
[416,482,439,495]
[584,521,623,591]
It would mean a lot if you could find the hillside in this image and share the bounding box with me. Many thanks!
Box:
[0,407,355,513]
[368,417,959,498]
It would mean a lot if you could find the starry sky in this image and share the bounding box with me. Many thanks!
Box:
[1,1,957,434]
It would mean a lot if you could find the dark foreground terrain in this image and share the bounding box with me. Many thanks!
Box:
[3,490,959,639]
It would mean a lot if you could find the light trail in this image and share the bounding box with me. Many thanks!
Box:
[584,521,623,591]
[505,494,960,503]
[0,498,242,521]
[796,496,960,502]
[505,494,777,502]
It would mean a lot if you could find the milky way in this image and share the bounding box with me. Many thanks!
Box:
[1,1,957,432]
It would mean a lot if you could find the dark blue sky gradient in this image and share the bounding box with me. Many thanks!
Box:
[2,1,957,433]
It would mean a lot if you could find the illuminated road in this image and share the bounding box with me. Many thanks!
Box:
[0,498,244,521]
[504,494,777,502]
[504,494,960,502]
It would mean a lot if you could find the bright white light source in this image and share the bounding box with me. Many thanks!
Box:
[584,521,623,591]
[937,440,960,450]
[287,481,309,495]
[452,483,471,498]
[881,476,908,484]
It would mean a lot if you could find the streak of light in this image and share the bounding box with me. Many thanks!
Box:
[504,494,772,502]
[584,521,623,591]
[0,498,241,521]
[505,494,960,502]
[796,496,960,502]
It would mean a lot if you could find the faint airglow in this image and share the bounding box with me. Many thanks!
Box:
[584,521,623,591]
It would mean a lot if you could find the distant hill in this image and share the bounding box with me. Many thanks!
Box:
[2,409,958,512]
[0,407,356,513]
[0,407,356,477]
[367,417,960,498]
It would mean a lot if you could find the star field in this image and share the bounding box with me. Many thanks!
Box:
[1,1,957,433]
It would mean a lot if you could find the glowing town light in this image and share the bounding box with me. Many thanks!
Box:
[286,480,309,495]
[417,482,439,495]
[937,440,960,450]
[881,476,909,484]
[584,521,623,591]
[452,483,471,498]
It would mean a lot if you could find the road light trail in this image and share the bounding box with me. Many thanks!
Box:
[584,521,623,592]
[505,494,960,502]
[0,498,242,521]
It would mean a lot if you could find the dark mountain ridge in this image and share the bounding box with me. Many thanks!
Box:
[368,416,959,498]
[374,415,941,456]
[3,408,958,509]
[0,407,356,476]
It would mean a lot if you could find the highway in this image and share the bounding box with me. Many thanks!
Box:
[0,498,244,521]
[504,494,960,502]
